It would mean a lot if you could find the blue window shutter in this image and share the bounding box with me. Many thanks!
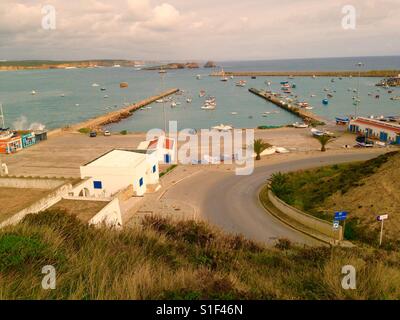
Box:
[152,165,156,173]
[93,181,102,189]
[139,178,144,187]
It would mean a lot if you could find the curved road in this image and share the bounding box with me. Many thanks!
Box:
[163,151,384,246]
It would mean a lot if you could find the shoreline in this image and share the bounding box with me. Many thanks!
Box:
[210,70,400,77]
[47,88,179,137]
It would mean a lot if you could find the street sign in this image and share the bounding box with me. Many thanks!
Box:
[377,214,388,221]
[334,211,348,221]
[332,220,340,230]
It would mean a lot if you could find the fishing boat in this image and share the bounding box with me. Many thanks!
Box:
[92,83,100,87]
[100,87,106,91]
[31,90,37,95]
[335,117,350,125]
[199,90,206,98]
[251,76,257,79]
[220,68,228,82]
[103,95,109,99]
[196,74,201,80]
[158,68,166,74]
[327,93,334,98]
[120,82,129,88]
[390,96,400,101]
[311,128,325,137]
[171,102,177,107]
[236,80,247,87]
[322,99,329,105]
[310,94,316,97]
[293,122,309,128]
[231,112,238,115]
[186,98,192,103]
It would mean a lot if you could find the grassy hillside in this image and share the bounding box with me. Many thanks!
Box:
[270,151,400,247]
[1,210,400,299]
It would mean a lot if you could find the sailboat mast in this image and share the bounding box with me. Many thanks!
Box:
[0,103,5,129]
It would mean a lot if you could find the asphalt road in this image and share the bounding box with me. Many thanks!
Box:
[163,151,385,246]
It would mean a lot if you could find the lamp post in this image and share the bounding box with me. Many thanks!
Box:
[355,62,364,118]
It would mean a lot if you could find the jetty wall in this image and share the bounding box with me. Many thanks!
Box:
[48,88,179,136]
[249,88,326,125]
[210,70,400,78]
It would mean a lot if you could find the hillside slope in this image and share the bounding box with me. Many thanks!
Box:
[1,211,400,299]
[322,152,400,244]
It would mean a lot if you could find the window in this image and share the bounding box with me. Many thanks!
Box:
[152,165,156,173]
[139,178,144,187]
[93,181,102,189]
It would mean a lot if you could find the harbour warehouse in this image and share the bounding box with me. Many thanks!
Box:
[349,117,400,144]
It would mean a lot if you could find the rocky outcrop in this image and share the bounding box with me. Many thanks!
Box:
[204,61,217,68]
[144,62,199,71]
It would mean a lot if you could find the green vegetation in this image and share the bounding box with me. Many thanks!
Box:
[257,125,282,130]
[253,139,271,160]
[120,130,128,135]
[1,210,400,299]
[78,128,91,134]
[160,165,178,177]
[269,152,399,244]
[313,135,335,152]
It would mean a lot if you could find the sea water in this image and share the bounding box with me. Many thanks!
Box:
[0,56,399,132]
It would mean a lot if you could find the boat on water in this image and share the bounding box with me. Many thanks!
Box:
[171,102,177,107]
[390,96,400,101]
[100,87,106,91]
[220,68,228,82]
[201,97,216,110]
[327,93,334,98]
[92,83,100,87]
[186,98,192,103]
[158,68,167,74]
[103,95,109,99]
[120,82,129,88]
[156,99,164,103]
[322,99,329,105]
[310,94,316,97]
[231,112,238,115]
[298,102,310,108]
[199,90,206,98]
[293,122,308,128]
[236,80,247,87]
[251,76,257,79]
[335,117,350,125]
[113,64,121,68]
[196,74,201,80]
[31,90,37,95]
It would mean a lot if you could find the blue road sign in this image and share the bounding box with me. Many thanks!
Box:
[334,211,348,221]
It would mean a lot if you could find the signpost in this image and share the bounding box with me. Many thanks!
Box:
[377,214,389,246]
[333,211,348,243]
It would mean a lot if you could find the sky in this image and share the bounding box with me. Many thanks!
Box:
[0,0,399,61]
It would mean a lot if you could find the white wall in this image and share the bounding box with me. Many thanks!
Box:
[89,198,123,228]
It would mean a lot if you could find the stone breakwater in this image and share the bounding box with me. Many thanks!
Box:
[48,88,179,136]
[210,70,400,78]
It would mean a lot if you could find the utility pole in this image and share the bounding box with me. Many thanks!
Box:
[355,62,364,118]
[161,72,167,134]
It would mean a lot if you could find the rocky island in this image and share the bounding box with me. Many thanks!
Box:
[143,62,199,71]
[204,61,217,68]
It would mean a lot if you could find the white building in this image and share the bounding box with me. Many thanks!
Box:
[80,149,159,197]
[137,135,176,164]
[349,117,400,144]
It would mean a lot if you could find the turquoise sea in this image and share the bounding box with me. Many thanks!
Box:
[0,56,399,132]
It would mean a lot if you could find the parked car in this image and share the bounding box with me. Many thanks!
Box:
[89,131,97,138]
[104,130,111,136]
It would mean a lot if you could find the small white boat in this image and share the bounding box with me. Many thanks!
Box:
[231,112,238,115]
[104,95,109,98]
[156,99,164,103]
[186,98,192,103]
[293,122,308,128]
[196,75,201,80]
[75,103,80,107]
[212,124,233,132]
[275,147,290,154]
[60,93,65,97]
[113,64,121,68]
[31,90,37,95]
[390,96,400,101]
[171,102,177,107]
[311,128,325,136]
[92,83,100,87]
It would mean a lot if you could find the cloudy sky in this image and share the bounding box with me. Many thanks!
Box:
[0,0,399,61]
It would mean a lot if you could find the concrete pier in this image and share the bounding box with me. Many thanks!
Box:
[249,88,326,125]
[49,88,179,136]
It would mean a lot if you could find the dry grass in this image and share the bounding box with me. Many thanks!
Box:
[0,211,400,300]
[49,200,108,222]
[0,188,50,221]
